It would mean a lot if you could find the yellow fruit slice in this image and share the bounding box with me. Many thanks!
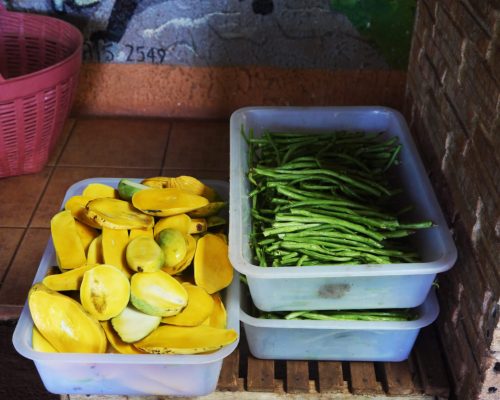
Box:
[42,264,95,292]
[100,320,143,354]
[87,235,103,264]
[206,292,228,329]
[157,229,187,268]
[32,326,58,353]
[161,283,214,327]
[162,234,197,275]
[64,195,101,229]
[194,233,233,294]
[82,183,118,199]
[132,188,208,217]
[135,325,237,354]
[51,210,87,270]
[154,214,191,238]
[111,306,161,343]
[102,228,131,278]
[130,270,188,317]
[188,202,226,218]
[126,236,164,273]
[86,198,154,230]
[80,264,130,321]
[28,283,107,353]
[74,220,99,254]
[129,227,153,240]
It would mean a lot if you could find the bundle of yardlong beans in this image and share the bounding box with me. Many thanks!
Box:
[258,309,418,322]
[243,128,434,267]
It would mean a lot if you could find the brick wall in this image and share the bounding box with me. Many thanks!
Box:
[404,1,499,399]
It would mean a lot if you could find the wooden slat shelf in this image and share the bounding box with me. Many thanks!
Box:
[211,326,450,399]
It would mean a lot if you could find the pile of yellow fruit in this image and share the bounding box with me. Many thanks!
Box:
[29,176,237,355]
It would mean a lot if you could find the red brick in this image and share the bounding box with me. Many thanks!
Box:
[471,124,500,190]
[458,42,499,118]
[426,38,455,81]
[453,2,493,58]
[420,54,443,93]
[434,4,465,59]
[432,5,464,66]
[461,0,496,31]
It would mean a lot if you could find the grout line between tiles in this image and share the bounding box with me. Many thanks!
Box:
[0,119,78,293]
[52,119,77,167]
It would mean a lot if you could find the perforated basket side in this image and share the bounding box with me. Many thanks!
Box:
[0,6,82,177]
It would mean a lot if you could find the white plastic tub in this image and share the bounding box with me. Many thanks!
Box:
[240,282,439,362]
[229,106,457,311]
[12,178,239,396]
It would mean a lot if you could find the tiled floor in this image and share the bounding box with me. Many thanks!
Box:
[0,117,229,317]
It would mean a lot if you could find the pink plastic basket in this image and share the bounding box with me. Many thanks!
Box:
[0,5,83,178]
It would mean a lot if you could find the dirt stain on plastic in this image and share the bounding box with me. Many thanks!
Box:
[318,283,351,299]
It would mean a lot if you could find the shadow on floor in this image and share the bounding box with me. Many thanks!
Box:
[0,320,58,400]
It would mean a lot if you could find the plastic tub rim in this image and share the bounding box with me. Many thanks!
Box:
[239,288,440,331]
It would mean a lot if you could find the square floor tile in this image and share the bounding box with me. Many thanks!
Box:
[164,120,229,170]
[0,167,52,227]
[58,118,170,169]
[47,118,76,166]
[0,228,50,306]
[31,166,161,228]
[0,228,24,282]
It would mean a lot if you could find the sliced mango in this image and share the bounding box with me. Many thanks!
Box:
[189,218,207,234]
[162,234,197,275]
[161,283,214,327]
[74,220,99,254]
[42,264,95,292]
[206,292,228,329]
[117,178,149,201]
[129,227,153,240]
[80,264,130,321]
[130,270,188,317]
[157,229,188,268]
[111,306,161,343]
[28,283,107,353]
[126,236,164,273]
[64,195,102,229]
[154,214,191,238]
[32,326,58,353]
[194,233,233,294]
[135,325,237,354]
[82,183,118,199]
[51,210,87,270]
[188,202,226,218]
[102,228,132,278]
[100,320,143,354]
[86,198,154,230]
[132,188,209,217]
[87,235,103,264]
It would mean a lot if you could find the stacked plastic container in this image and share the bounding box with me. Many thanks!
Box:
[228,106,457,361]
